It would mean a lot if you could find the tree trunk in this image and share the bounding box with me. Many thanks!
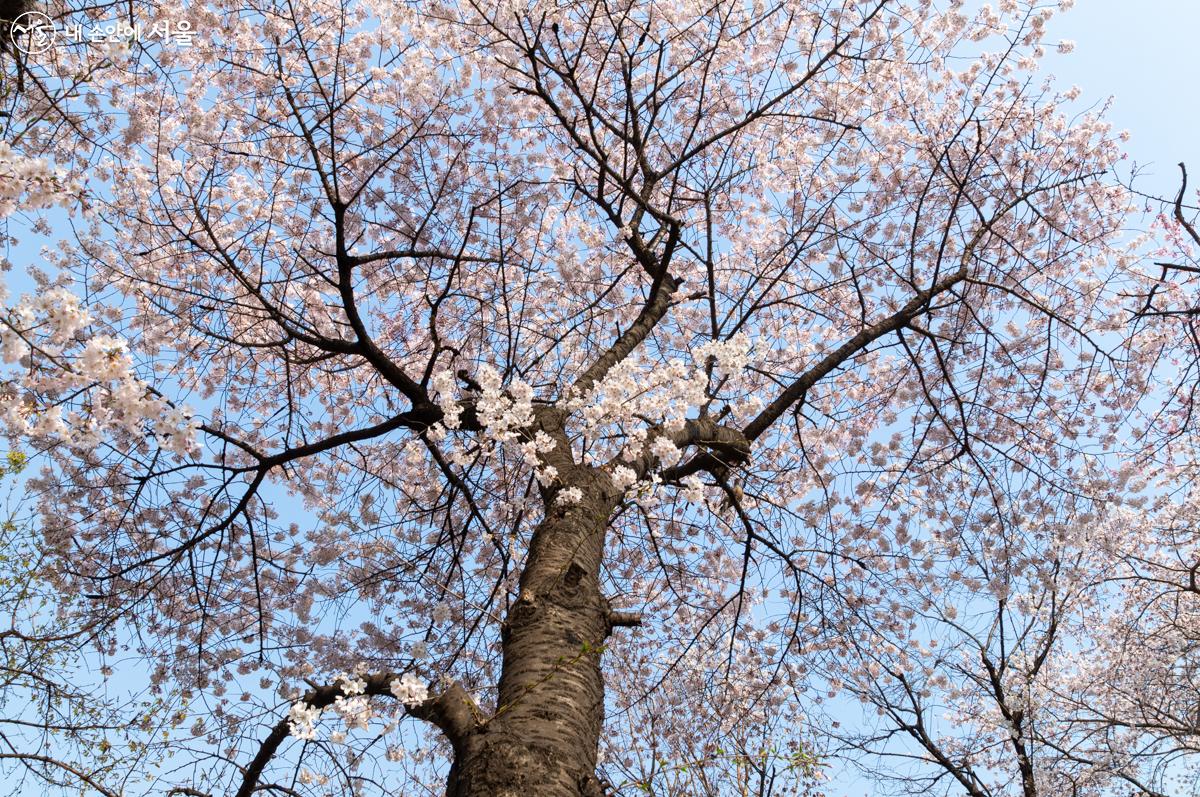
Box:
[448,469,618,797]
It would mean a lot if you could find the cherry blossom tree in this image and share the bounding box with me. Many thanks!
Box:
[3,0,1185,795]
[0,455,170,797]
[1037,165,1200,797]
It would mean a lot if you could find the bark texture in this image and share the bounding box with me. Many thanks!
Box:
[448,465,618,797]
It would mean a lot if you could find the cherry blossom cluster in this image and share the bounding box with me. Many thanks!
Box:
[573,334,754,476]
[285,672,430,744]
[0,288,198,456]
[0,143,77,218]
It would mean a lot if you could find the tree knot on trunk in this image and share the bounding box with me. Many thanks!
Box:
[563,561,587,589]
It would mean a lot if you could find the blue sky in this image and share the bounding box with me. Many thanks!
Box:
[1045,0,1200,203]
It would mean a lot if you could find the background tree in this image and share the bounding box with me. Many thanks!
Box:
[0,452,174,797]
[1041,164,1200,797]
[1,0,1179,796]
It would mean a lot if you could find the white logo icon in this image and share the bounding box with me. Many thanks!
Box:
[9,12,56,55]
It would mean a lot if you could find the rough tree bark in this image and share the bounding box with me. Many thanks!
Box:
[448,415,622,797]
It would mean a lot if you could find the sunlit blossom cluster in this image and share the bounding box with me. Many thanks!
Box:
[0,143,76,218]
[0,289,198,455]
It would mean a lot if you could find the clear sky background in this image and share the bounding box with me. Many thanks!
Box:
[1045,0,1200,204]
